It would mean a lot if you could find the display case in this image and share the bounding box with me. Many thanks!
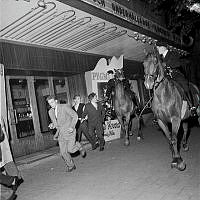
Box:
[9,79,35,138]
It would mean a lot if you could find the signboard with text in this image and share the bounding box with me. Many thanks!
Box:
[104,119,121,141]
[80,0,182,45]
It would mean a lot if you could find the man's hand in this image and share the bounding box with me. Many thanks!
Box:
[48,123,55,129]
[53,134,58,141]
[67,127,74,133]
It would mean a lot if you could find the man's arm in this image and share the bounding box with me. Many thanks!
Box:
[81,104,88,121]
[64,105,78,129]
[48,109,58,129]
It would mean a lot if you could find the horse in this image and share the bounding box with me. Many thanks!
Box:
[143,51,200,171]
[113,68,143,146]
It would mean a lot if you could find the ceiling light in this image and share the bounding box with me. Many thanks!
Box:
[37,0,46,8]
[187,3,200,14]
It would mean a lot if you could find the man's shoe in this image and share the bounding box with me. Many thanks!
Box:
[92,143,99,150]
[11,177,24,192]
[66,165,76,172]
[80,148,86,158]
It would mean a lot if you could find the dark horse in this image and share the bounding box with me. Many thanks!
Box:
[113,69,143,146]
[143,51,200,171]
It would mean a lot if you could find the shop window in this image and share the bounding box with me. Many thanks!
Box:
[9,79,34,138]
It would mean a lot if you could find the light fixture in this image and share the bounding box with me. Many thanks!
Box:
[37,0,46,8]
[187,3,200,14]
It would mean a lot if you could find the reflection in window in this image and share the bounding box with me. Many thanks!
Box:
[34,79,50,133]
[53,79,68,104]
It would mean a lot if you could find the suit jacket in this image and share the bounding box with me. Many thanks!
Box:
[48,104,78,140]
[163,51,181,69]
[72,103,85,119]
[82,102,105,125]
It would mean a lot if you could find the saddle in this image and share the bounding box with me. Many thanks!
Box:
[171,79,198,109]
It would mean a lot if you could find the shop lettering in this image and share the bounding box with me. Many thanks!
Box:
[92,72,108,80]
[92,0,105,7]
[107,122,120,130]
[104,130,115,137]
[81,0,181,45]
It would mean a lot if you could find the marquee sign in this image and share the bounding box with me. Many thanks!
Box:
[80,0,182,45]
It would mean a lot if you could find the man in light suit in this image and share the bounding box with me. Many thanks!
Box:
[47,95,86,172]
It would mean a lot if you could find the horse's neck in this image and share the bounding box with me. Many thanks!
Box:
[115,83,125,98]
[156,63,165,83]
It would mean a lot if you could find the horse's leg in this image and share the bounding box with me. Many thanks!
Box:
[157,119,175,158]
[124,113,130,146]
[171,117,186,171]
[135,114,144,141]
[128,118,133,136]
[182,122,189,151]
[116,115,125,138]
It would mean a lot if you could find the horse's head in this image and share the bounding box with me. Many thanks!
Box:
[114,68,125,81]
[143,52,164,90]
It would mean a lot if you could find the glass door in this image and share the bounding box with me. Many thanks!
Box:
[9,78,34,138]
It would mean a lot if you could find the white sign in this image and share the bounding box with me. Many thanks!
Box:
[85,55,123,98]
[104,119,121,141]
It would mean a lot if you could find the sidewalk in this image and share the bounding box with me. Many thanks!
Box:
[15,113,154,170]
[15,141,92,170]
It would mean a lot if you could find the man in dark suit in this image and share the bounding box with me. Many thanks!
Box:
[82,93,105,151]
[105,69,138,107]
[157,45,196,115]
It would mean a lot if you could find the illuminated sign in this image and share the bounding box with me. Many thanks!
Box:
[80,0,181,45]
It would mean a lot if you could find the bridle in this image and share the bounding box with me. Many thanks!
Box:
[144,56,165,90]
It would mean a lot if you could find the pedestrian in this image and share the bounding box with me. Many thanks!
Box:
[0,124,17,200]
[82,93,105,151]
[47,95,86,172]
[0,119,24,192]
[72,95,85,142]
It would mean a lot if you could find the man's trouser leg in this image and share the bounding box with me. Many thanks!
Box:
[67,132,82,154]
[58,139,74,168]
[4,162,21,179]
[0,172,14,186]
[95,122,105,148]
[79,121,95,145]
[88,124,98,148]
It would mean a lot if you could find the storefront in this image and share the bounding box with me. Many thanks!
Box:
[1,0,185,158]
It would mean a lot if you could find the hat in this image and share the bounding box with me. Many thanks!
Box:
[107,70,114,74]
[156,40,167,47]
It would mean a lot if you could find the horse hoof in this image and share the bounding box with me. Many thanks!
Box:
[183,144,189,152]
[129,132,133,136]
[124,140,130,146]
[178,162,186,171]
